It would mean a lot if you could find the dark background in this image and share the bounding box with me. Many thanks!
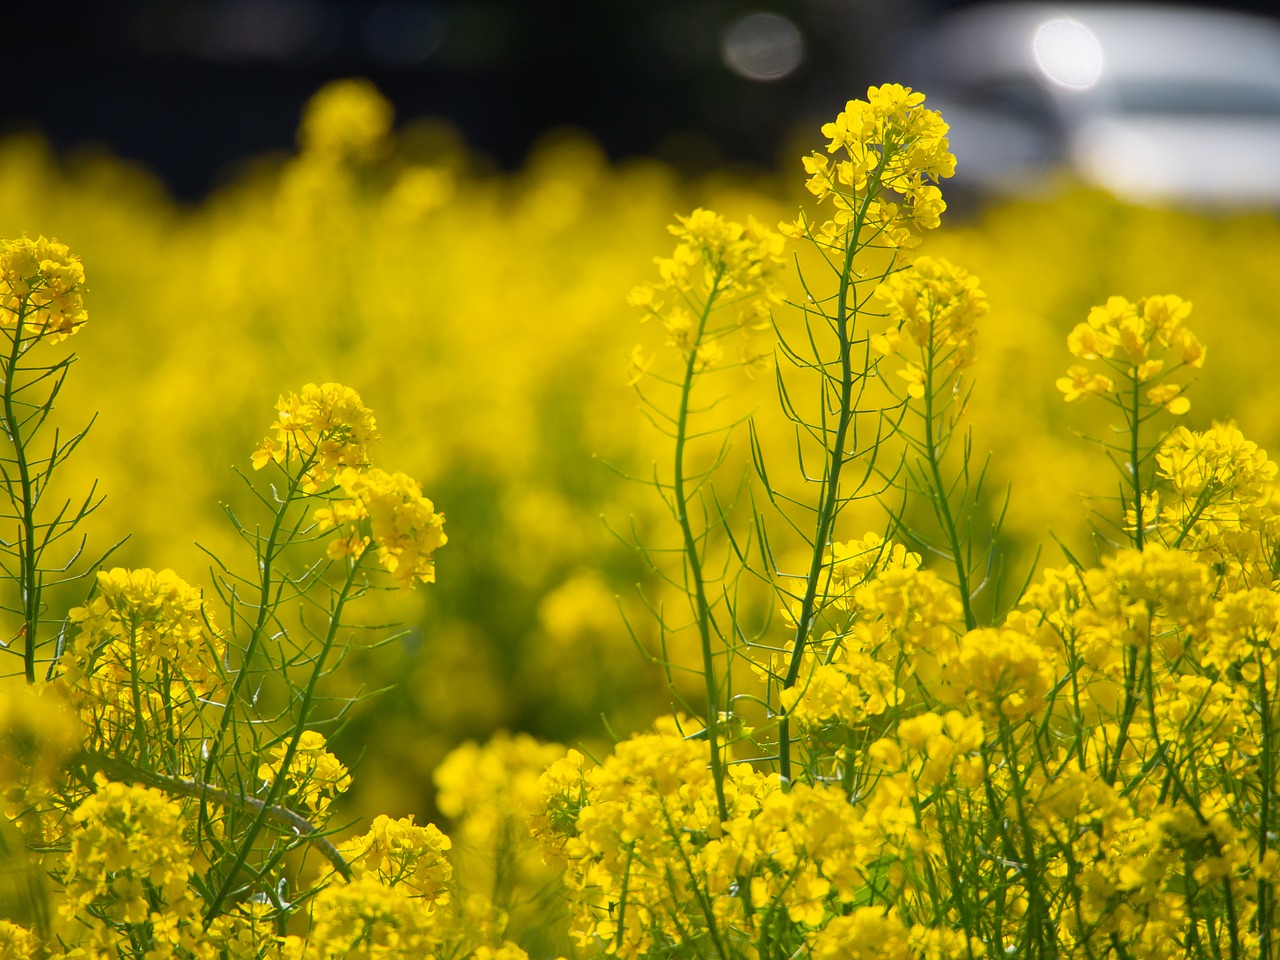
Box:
[8,0,1280,200]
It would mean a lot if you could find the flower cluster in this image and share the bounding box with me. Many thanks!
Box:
[339,814,454,901]
[1057,294,1204,413]
[628,207,785,375]
[0,234,88,343]
[257,730,352,820]
[872,256,987,401]
[782,84,955,249]
[252,382,381,491]
[313,466,448,589]
[61,780,198,931]
[59,567,224,753]
[297,77,394,163]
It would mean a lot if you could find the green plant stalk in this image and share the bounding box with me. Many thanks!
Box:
[921,321,976,630]
[671,267,730,823]
[1,301,44,682]
[200,452,316,784]
[777,179,876,784]
[998,715,1055,960]
[1104,642,1144,787]
[1129,372,1145,552]
[202,550,364,925]
[1256,650,1274,960]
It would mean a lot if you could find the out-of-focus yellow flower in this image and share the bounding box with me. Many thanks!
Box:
[313,465,447,590]
[298,78,394,163]
[872,256,986,400]
[0,234,87,343]
[0,919,38,959]
[629,207,785,374]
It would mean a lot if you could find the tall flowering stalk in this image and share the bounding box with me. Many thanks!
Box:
[767,86,956,782]
[0,236,110,683]
[628,208,785,820]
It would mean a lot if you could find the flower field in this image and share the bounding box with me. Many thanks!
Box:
[1,79,1279,958]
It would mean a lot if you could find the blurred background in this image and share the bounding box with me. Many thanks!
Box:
[5,0,1280,857]
[9,0,1280,203]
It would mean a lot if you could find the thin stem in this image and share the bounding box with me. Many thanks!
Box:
[672,267,730,824]
[778,185,876,784]
[203,551,364,924]
[1,303,43,681]
[921,321,976,630]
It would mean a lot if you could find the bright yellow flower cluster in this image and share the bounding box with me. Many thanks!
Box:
[339,814,454,901]
[783,84,954,248]
[297,77,394,163]
[283,873,442,960]
[938,626,1056,722]
[1058,294,1204,413]
[870,710,985,791]
[252,382,381,491]
[60,567,224,751]
[0,919,38,960]
[872,256,987,400]
[257,730,352,820]
[1150,421,1280,579]
[0,234,87,343]
[62,779,196,927]
[314,466,448,589]
[536,716,973,958]
[628,207,785,374]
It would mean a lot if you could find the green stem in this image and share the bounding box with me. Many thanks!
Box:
[201,457,314,783]
[1258,653,1274,960]
[1,301,43,682]
[777,185,877,784]
[672,267,729,824]
[203,551,363,924]
[1129,372,1145,552]
[921,313,976,630]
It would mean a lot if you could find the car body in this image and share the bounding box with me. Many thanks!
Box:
[893,3,1280,207]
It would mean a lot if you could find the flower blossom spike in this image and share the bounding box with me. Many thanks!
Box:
[0,235,88,344]
[252,382,381,491]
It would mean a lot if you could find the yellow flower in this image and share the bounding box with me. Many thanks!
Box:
[0,920,38,960]
[786,84,955,248]
[298,78,394,163]
[296,874,443,960]
[257,730,352,819]
[340,814,454,901]
[0,234,88,343]
[252,382,381,491]
[313,465,447,589]
[60,567,224,747]
[873,256,986,402]
[1060,294,1202,414]
[63,779,196,926]
[631,207,785,372]
[1056,364,1115,402]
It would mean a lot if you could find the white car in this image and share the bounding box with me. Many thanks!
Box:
[894,3,1280,207]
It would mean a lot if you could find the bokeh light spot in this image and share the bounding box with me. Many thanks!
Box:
[721,12,805,82]
[1033,19,1103,89]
